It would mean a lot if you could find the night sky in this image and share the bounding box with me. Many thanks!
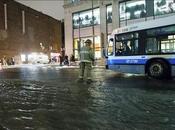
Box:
[15,0,64,20]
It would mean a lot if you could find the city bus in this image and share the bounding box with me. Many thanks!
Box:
[105,15,175,79]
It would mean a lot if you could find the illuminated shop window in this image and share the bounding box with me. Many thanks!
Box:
[93,8,100,25]
[81,37,93,48]
[120,2,126,21]
[74,38,79,50]
[119,0,175,25]
[74,50,79,59]
[73,38,80,59]
[81,36,101,59]
[79,10,92,28]
[120,0,146,21]
[72,8,100,29]
[73,36,102,59]
[73,13,79,29]
[154,0,175,15]
[95,36,101,58]
[71,0,80,3]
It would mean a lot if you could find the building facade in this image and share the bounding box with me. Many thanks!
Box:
[64,0,175,61]
[0,0,62,64]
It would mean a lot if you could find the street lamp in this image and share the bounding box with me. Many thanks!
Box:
[92,0,95,62]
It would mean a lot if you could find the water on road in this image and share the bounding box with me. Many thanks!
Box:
[0,65,175,130]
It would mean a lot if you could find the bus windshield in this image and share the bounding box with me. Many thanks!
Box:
[115,33,139,56]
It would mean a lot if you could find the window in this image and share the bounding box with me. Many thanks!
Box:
[120,2,126,21]
[79,10,92,28]
[154,0,175,15]
[95,36,101,58]
[73,38,80,59]
[160,35,175,53]
[117,33,138,41]
[74,36,101,59]
[145,35,175,54]
[119,0,175,26]
[107,5,112,23]
[115,40,139,55]
[119,0,146,21]
[73,13,79,29]
[72,8,100,29]
[80,37,102,58]
[146,26,175,54]
[71,0,80,3]
[93,8,100,25]
[115,33,139,55]
[81,37,93,48]
[147,25,175,36]
[145,38,159,53]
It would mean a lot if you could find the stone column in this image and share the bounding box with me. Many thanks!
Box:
[100,2,107,57]
[64,8,73,58]
[112,0,120,29]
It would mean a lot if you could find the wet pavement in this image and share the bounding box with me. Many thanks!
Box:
[0,65,175,130]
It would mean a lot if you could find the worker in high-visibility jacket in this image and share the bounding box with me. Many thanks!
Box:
[78,39,94,83]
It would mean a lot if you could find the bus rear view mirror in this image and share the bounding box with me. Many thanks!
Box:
[110,38,113,42]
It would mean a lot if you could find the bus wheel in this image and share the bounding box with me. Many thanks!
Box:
[148,60,169,79]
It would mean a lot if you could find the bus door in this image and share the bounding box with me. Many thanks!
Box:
[138,31,146,54]
[105,38,114,69]
[107,38,114,56]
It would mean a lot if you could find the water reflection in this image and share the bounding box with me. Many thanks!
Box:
[0,67,175,130]
[0,80,94,130]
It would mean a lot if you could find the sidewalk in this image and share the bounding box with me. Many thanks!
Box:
[0,63,105,69]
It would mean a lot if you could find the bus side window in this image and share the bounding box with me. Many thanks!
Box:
[146,38,159,54]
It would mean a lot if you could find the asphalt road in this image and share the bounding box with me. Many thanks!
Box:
[0,65,175,130]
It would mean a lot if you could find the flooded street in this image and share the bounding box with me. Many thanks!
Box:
[0,65,175,130]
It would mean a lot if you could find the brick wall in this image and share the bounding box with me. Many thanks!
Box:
[0,0,62,62]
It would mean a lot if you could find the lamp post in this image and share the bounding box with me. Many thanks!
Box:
[92,0,95,62]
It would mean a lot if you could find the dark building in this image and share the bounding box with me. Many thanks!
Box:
[0,0,62,64]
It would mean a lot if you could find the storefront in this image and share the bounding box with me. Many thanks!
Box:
[65,0,175,62]
[72,7,101,60]
[73,36,101,59]
[72,5,113,60]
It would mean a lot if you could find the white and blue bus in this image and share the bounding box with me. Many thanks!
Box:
[106,15,175,79]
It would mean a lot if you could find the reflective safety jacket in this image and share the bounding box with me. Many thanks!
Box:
[79,46,94,62]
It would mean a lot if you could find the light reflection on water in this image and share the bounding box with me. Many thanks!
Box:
[0,68,175,130]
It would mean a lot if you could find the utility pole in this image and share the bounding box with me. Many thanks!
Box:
[78,13,81,51]
[92,0,95,62]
